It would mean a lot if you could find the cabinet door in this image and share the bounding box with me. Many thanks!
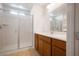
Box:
[43,42,51,56]
[38,39,43,56]
[54,47,66,56]
[52,47,54,56]
[35,34,39,51]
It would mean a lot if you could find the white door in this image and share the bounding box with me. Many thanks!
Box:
[19,15,33,48]
[0,13,19,52]
[75,4,79,55]
[68,3,79,56]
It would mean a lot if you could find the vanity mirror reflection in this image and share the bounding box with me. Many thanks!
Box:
[47,4,67,33]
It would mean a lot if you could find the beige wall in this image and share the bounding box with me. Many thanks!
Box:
[31,4,50,33]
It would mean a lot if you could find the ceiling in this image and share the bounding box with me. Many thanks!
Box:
[0,3,33,11]
[47,3,64,12]
[0,3,34,15]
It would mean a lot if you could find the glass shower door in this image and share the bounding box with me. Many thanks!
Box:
[0,3,33,53]
[0,12,19,52]
[19,15,33,48]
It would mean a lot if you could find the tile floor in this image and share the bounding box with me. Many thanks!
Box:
[2,48,39,56]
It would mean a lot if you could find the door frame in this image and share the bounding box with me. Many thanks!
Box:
[67,3,75,56]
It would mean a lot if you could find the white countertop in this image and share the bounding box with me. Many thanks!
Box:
[35,32,67,41]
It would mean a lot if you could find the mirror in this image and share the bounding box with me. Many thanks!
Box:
[48,4,67,33]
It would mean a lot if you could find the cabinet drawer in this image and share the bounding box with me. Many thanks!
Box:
[52,39,66,50]
[39,35,51,44]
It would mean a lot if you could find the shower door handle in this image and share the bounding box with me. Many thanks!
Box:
[0,24,8,29]
[2,24,8,27]
[76,32,79,40]
[0,25,2,29]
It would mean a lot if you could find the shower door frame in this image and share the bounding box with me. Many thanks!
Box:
[0,7,33,54]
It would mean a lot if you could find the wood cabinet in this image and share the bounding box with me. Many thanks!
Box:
[43,41,51,56]
[35,34,39,51]
[43,36,51,56]
[38,38,43,55]
[35,33,66,56]
[54,47,66,56]
[52,39,66,56]
[35,34,51,56]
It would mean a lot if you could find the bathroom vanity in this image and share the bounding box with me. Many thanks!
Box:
[35,33,66,56]
[35,3,67,56]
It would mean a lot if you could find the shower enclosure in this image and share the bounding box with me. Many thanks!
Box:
[0,4,33,53]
